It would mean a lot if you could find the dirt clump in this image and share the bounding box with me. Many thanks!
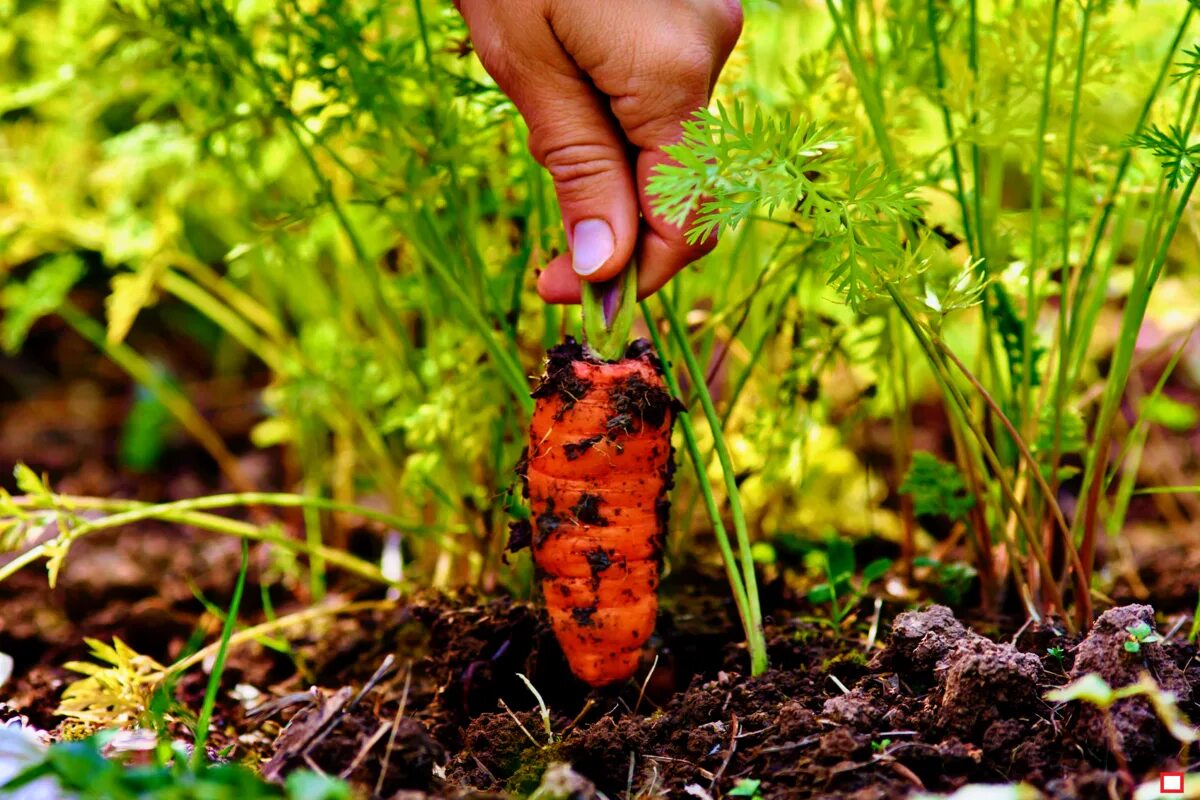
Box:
[872,604,972,680]
[1066,604,1191,764]
[872,605,1042,735]
[930,634,1042,736]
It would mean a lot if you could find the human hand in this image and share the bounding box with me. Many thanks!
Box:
[456,0,742,303]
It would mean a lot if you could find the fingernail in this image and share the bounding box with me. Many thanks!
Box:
[572,219,614,277]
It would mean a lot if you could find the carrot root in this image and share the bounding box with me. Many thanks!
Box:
[517,338,676,687]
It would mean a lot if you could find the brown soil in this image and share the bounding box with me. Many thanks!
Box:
[4,552,1199,800]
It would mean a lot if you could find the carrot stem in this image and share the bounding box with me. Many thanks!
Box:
[582,263,638,361]
[644,299,769,676]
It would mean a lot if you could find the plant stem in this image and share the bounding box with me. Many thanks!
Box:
[1066,5,1194,370]
[642,302,768,676]
[824,0,900,173]
[1190,590,1200,644]
[886,287,1074,628]
[1022,0,1062,432]
[935,338,1090,626]
[582,264,637,361]
[1075,165,1200,615]
[640,305,754,658]
[924,0,976,254]
[1045,0,1093,504]
[192,539,248,766]
[1,494,418,587]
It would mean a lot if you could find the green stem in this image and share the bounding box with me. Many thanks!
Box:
[2,494,426,587]
[1106,329,1194,544]
[924,0,976,254]
[1066,4,1193,366]
[1191,590,1200,644]
[1075,164,1200,612]
[657,296,768,676]
[193,539,248,766]
[582,264,637,361]
[1048,0,1093,478]
[824,0,900,173]
[1022,0,1062,430]
[10,492,451,535]
[640,307,753,651]
[967,0,986,259]
[885,286,1075,629]
[934,338,1090,627]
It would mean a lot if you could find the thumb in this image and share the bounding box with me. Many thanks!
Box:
[520,80,639,284]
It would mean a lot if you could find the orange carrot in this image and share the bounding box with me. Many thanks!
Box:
[513,337,676,686]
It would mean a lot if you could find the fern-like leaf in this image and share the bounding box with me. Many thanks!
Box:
[1128,124,1198,189]
[648,101,922,309]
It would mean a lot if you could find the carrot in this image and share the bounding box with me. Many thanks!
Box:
[514,337,676,686]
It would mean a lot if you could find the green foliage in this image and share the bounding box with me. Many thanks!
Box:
[58,637,168,727]
[1,0,1196,638]
[647,101,922,310]
[1173,43,1200,83]
[1,255,85,353]
[1140,394,1200,432]
[1122,620,1162,654]
[900,453,975,521]
[192,539,249,766]
[1127,124,1200,189]
[913,557,977,606]
[119,384,176,473]
[1035,406,1086,456]
[806,535,891,628]
[1047,673,1198,745]
[729,778,765,799]
[1,733,349,800]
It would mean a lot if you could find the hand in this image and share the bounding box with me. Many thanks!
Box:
[456,0,742,303]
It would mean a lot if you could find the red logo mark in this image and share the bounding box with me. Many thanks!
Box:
[1161,772,1186,794]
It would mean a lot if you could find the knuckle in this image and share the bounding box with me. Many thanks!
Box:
[536,141,625,191]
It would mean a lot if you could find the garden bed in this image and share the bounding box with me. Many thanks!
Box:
[3,526,1198,800]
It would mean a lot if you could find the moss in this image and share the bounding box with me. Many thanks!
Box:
[822,650,869,672]
[504,742,569,797]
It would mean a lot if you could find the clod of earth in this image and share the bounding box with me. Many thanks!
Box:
[1067,604,1191,764]
[871,605,1043,736]
[520,338,676,687]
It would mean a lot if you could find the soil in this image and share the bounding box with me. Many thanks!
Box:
[3,546,1199,800]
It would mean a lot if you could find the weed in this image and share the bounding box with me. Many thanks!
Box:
[1122,621,1163,655]
[728,778,765,800]
[806,535,892,632]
